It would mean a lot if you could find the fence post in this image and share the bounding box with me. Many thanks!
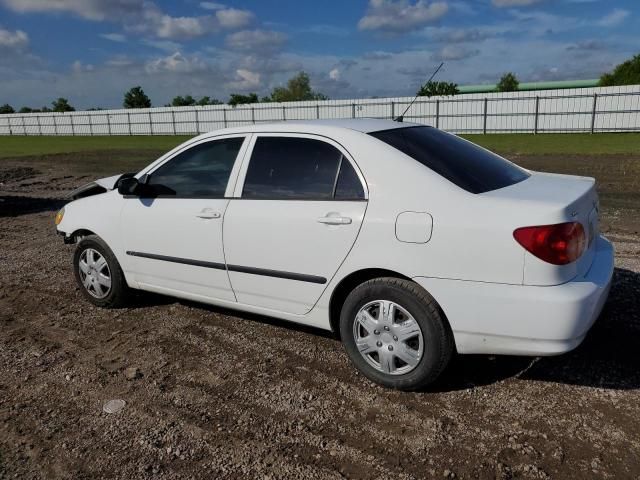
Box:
[282,105,286,121]
[195,109,200,134]
[36,115,42,135]
[223,108,227,128]
[352,103,356,119]
[251,107,255,124]
[149,111,154,135]
[89,114,93,136]
[107,114,112,135]
[316,104,320,119]
[483,98,488,135]
[590,93,598,134]
[21,115,27,136]
[390,101,395,120]
[8,117,12,135]
[53,115,58,135]
[534,96,540,135]
[171,110,176,134]
[70,114,75,136]
[436,100,440,128]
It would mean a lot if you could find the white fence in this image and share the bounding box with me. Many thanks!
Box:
[1,85,639,136]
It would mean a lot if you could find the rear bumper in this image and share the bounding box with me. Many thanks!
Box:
[414,235,614,356]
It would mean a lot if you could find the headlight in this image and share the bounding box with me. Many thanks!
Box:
[54,207,65,225]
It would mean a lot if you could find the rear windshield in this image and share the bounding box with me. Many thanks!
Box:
[369,126,529,194]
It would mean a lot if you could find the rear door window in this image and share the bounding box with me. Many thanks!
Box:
[334,158,365,200]
[370,126,529,194]
[242,136,365,200]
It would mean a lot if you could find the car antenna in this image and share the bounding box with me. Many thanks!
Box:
[395,62,444,122]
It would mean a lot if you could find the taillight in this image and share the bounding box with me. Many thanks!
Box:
[513,222,586,265]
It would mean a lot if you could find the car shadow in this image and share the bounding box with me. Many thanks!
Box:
[433,267,640,392]
[178,299,337,339]
[0,196,66,217]
[129,267,640,391]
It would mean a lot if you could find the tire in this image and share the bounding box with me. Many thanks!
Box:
[339,277,453,391]
[73,235,130,308]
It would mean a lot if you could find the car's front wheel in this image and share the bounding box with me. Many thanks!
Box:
[340,277,453,390]
[73,235,130,308]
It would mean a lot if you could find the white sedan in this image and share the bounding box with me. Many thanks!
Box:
[55,119,614,390]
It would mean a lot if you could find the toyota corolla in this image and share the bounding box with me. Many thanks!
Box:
[55,119,614,390]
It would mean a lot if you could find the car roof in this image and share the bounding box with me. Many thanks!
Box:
[197,118,425,139]
[283,118,419,133]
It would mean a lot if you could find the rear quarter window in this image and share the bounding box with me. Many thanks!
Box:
[369,126,529,194]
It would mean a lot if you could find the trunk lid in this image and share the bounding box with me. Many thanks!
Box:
[484,171,599,285]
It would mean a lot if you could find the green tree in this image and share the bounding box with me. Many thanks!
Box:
[600,54,640,86]
[266,72,327,102]
[52,98,75,112]
[123,86,152,108]
[170,95,223,107]
[417,81,459,97]
[19,107,35,113]
[171,95,196,107]
[497,72,519,92]
[228,93,258,107]
[0,104,15,114]
[197,96,222,106]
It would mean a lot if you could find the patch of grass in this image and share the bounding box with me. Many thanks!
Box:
[461,133,640,156]
[1,133,640,159]
[0,135,192,158]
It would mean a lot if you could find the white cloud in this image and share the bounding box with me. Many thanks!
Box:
[227,68,261,90]
[0,28,29,50]
[0,0,253,40]
[432,44,480,61]
[358,0,448,33]
[225,29,287,53]
[329,67,341,80]
[216,8,255,29]
[422,26,503,43]
[142,39,182,52]
[362,51,393,60]
[145,52,207,74]
[0,0,144,21]
[105,55,134,68]
[492,0,544,7]
[100,33,126,42]
[129,4,254,39]
[200,2,226,10]
[597,9,630,27]
[72,60,94,73]
[144,14,211,39]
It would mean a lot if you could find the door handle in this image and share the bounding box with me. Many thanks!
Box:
[317,215,352,225]
[196,208,221,219]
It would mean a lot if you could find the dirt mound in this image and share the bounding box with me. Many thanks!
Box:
[0,166,41,184]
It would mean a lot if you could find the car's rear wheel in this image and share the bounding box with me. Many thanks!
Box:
[73,235,130,308]
[340,277,453,390]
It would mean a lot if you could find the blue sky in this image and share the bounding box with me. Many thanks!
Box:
[0,0,637,109]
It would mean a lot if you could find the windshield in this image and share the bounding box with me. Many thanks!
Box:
[369,126,530,194]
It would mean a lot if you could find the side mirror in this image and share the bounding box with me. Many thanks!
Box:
[117,176,140,196]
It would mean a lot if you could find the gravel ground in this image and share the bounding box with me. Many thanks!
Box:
[1,155,639,479]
